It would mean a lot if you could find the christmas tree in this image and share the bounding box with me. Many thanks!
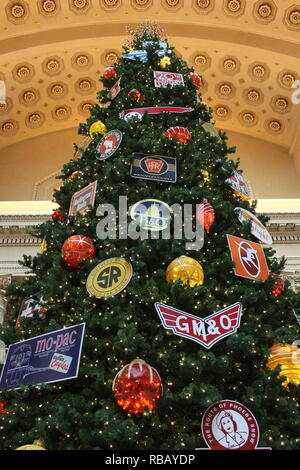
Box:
[1,23,300,451]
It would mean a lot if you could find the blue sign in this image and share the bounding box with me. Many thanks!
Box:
[122,50,148,63]
[142,41,171,56]
[0,323,85,391]
[130,153,177,183]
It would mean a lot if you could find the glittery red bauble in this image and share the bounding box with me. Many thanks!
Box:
[0,402,9,415]
[103,67,117,79]
[196,199,215,233]
[164,126,191,144]
[113,359,163,414]
[190,72,202,88]
[62,235,96,269]
[128,88,141,102]
[52,209,66,223]
[270,274,285,297]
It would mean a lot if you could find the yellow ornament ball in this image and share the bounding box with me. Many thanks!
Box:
[166,255,204,288]
[16,440,46,450]
[89,120,107,137]
[267,343,300,388]
[69,170,83,180]
[40,239,47,253]
[159,56,171,69]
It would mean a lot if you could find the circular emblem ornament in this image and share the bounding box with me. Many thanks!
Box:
[140,156,168,176]
[130,199,172,231]
[238,240,260,278]
[96,129,123,160]
[123,111,143,122]
[86,258,132,298]
[201,400,260,450]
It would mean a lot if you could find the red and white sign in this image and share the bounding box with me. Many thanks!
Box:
[119,106,194,122]
[154,71,184,88]
[234,208,272,245]
[227,234,269,281]
[16,295,46,328]
[226,170,251,200]
[49,353,73,374]
[154,302,242,349]
[96,129,123,160]
[74,136,93,158]
[107,77,121,101]
[200,400,271,450]
[68,181,97,217]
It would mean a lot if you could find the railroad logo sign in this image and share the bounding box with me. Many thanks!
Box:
[130,199,172,231]
[225,170,251,200]
[86,258,133,298]
[227,235,269,281]
[96,130,123,160]
[154,302,242,349]
[234,207,272,245]
[130,153,177,183]
[201,400,263,450]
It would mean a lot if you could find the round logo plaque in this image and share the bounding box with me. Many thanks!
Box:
[96,129,123,160]
[86,258,132,298]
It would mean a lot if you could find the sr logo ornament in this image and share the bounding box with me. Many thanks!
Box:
[154,302,242,349]
[86,258,132,298]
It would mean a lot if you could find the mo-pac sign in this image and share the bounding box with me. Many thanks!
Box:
[0,323,85,391]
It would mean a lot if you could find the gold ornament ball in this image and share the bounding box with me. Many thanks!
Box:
[166,255,204,288]
[159,56,171,69]
[69,170,83,180]
[267,343,300,388]
[16,440,46,450]
[40,240,47,253]
[89,120,107,137]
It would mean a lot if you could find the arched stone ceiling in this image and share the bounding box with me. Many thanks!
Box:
[0,0,300,163]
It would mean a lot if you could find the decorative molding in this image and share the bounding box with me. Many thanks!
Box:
[32,170,61,200]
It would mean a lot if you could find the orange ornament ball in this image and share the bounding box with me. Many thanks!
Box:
[113,359,163,414]
[69,170,83,180]
[164,126,191,145]
[267,343,300,388]
[196,199,215,233]
[62,235,96,269]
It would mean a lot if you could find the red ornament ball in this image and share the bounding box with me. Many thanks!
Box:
[196,199,215,233]
[113,358,163,414]
[190,72,202,88]
[103,67,117,79]
[270,274,285,297]
[164,126,191,144]
[128,88,141,102]
[52,209,66,223]
[62,235,96,269]
[0,402,9,415]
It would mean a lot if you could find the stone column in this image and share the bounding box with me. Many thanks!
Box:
[0,275,12,324]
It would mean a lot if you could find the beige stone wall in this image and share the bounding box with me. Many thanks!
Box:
[0,127,78,201]
[226,131,300,199]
